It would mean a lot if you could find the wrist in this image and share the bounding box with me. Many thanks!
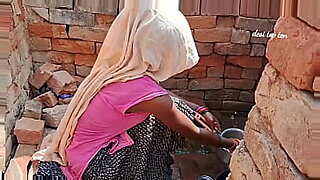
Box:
[194,106,210,115]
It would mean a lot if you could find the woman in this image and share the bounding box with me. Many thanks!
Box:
[33,0,239,179]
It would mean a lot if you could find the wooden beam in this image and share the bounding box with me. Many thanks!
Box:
[281,0,297,17]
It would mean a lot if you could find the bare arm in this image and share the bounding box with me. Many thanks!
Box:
[127,95,232,148]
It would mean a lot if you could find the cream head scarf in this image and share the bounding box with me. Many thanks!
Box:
[39,0,199,165]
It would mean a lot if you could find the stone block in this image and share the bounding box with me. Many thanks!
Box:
[46,70,77,95]
[75,54,97,67]
[267,17,320,91]
[195,28,232,43]
[222,101,253,111]
[188,66,206,78]
[186,16,216,29]
[226,56,263,69]
[231,29,250,44]
[32,7,49,21]
[207,66,224,78]
[14,144,37,158]
[52,39,95,54]
[205,100,222,110]
[76,65,92,77]
[60,63,76,76]
[69,26,108,42]
[42,104,68,128]
[224,65,243,79]
[171,90,204,99]
[40,128,56,150]
[225,79,256,90]
[241,69,260,80]
[214,43,251,56]
[28,23,67,38]
[313,77,320,92]
[189,78,223,90]
[250,44,266,57]
[216,16,235,27]
[160,79,188,90]
[14,117,45,145]
[195,42,213,56]
[29,63,61,89]
[197,54,225,67]
[33,91,58,108]
[96,43,103,54]
[49,9,94,26]
[31,51,49,63]
[23,100,42,120]
[235,16,276,32]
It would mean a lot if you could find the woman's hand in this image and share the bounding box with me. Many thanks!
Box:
[202,111,221,132]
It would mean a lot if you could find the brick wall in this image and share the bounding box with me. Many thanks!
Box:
[6,0,276,177]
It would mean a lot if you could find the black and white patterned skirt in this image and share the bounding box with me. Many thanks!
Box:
[34,97,196,180]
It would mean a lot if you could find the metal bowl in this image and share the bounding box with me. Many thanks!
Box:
[217,128,244,164]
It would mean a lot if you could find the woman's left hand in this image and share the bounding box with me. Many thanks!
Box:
[202,111,221,132]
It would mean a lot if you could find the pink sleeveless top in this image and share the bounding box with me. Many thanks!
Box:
[61,76,168,179]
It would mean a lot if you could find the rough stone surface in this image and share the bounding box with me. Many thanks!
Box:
[49,9,94,26]
[241,69,260,80]
[229,142,262,180]
[28,63,61,89]
[214,43,251,56]
[160,79,188,90]
[32,7,49,21]
[75,54,97,67]
[186,16,216,29]
[14,144,36,158]
[48,51,75,64]
[42,104,68,128]
[250,44,266,57]
[188,66,206,78]
[313,77,320,92]
[207,66,224,78]
[216,16,235,27]
[23,100,42,119]
[33,91,58,108]
[194,28,232,43]
[95,14,115,27]
[255,64,320,178]
[29,37,52,51]
[47,70,77,95]
[267,17,320,91]
[239,91,254,102]
[40,129,56,150]
[14,117,45,145]
[205,89,240,101]
[224,65,243,79]
[222,101,253,111]
[76,65,92,77]
[198,54,225,67]
[225,79,256,90]
[231,29,250,44]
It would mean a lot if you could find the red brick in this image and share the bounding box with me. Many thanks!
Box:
[224,65,243,79]
[47,70,77,95]
[14,117,45,145]
[48,51,75,64]
[267,17,320,91]
[226,56,263,69]
[28,23,67,38]
[214,43,251,56]
[195,42,213,56]
[216,16,235,27]
[205,89,240,101]
[225,79,256,90]
[207,66,224,78]
[29,37,52,51]
[29,63,61,89]
[189,78,223,90]
[197,54,225,67]
[75,54,98,67]
[186,16,216,29]
[205,100,222,110]
[235,16,276,32]
[313,77,320,92]
[95,14,115,27]
[241,69,261,80]
[250,44,266,57]
[69,26,108,42]
[52,39,95,54]
[194,28,232,43]
[160,79,188,90]
[188,66,206,78]
[33,91,58,108]
[171,90,204,99]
